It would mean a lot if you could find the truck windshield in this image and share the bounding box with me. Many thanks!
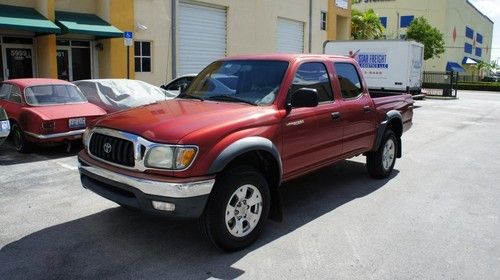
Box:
[25,85,87,106]
[179,60,289,105]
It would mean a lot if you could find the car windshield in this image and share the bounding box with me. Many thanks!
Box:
[179,60,289,105]
[25,85,87,106]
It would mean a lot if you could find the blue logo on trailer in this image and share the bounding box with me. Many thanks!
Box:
[357,53,389,69]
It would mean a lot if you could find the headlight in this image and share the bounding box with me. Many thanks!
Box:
[145,146,197,170]
[82,128,91,148]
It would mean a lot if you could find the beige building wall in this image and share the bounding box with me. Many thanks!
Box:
[352,0,494,72]
[134,0,330,85]
[134,0,172,85]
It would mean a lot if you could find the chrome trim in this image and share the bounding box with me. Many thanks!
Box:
[79,160,214,198]
[24,129,85,139]
[86,127,198,172]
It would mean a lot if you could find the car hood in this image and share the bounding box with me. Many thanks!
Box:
[25,103,106,120]
[92,99,279,144]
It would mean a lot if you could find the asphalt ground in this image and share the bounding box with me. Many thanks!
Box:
[0,91,499,279]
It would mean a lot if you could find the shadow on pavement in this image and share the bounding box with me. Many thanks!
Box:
[0,159,398,279]
[0,141,82,166]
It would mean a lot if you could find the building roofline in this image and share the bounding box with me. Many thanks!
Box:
[466,0,494,24]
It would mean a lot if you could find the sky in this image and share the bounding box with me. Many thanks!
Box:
[468,0,500,65]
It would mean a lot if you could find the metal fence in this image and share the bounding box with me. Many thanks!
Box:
[422,71,458,97]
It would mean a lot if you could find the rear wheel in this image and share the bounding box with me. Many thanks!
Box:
[200,165,270,251]
[366,130,397,179]
[11,124,31,153]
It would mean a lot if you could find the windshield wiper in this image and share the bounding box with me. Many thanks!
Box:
[207,95,257,106]
[178,93,204,101]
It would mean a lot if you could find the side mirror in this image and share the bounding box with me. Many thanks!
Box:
[290,88,319,109]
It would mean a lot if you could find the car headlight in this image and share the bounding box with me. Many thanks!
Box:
[145,145,197,170]
[82,128,91,148]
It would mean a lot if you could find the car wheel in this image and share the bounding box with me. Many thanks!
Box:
[366,130,397,179]
[200,165,270,251]
[11,124,31,153]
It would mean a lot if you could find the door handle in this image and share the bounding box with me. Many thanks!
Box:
[363,106,372,113]
[331,112,341,121]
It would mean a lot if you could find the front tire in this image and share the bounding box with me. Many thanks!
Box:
[200,165,270,251]
[11,124,31,153]
[366,130,397,179]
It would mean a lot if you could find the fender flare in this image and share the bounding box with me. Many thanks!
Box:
[372,110,403,155]
[207,136,283,183]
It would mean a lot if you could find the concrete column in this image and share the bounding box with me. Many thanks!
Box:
[35,0,57,78]
[97,0,134,79]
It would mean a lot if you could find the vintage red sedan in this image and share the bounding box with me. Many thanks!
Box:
[0,78,106,152]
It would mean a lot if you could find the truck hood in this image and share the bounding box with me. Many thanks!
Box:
[93,99,278,143]
[25,102,106,120]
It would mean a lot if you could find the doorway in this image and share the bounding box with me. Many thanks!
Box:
[1,44,35,80]
[56,40,92,81]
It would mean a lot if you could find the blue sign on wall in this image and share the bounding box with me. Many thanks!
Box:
[124,31,133,39]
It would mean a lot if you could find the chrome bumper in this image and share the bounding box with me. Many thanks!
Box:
[78,160,215,198]
[25,129,85,140]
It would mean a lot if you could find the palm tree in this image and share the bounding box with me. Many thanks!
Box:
[351,9,385,40]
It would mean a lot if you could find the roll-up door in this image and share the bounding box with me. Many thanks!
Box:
[178,2,227,75]
[277,18,304,53]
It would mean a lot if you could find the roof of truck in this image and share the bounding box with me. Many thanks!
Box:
[221,53,351,62]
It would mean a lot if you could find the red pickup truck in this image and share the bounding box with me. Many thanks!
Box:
[78,54,413,251]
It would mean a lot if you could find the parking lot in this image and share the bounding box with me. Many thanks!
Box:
[1,90,499,279]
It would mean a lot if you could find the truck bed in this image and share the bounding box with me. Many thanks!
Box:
[371,91,414,133]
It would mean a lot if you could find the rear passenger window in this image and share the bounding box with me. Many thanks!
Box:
[291,62,333,103]
[334,63,363,99]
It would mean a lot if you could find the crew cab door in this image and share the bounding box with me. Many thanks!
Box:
[332,62,376,154]
[282,62,343,177]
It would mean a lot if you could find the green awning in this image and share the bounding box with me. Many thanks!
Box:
[55,11,123,38]
[0,4,60,34]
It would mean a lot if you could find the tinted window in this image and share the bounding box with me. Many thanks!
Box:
[8,85,22,103]
[24,85,87,106]
[291,62,333,102]
[0,84,12,100]
[182,60,288,106]
[334,63,363,99]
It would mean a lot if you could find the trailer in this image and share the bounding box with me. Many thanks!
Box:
[324,40,425,98]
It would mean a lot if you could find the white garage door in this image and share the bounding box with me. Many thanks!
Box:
[277,18,304,53]
[178,2,227,75]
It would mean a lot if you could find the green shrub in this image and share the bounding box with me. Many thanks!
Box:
[457,82,500,91]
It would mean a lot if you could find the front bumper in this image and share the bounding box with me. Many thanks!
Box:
[78,157,215,218]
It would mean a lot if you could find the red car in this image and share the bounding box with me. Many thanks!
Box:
[0,78,106,152]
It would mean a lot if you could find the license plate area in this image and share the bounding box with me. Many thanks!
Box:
[69,117,86,129]
[0,120,10,134]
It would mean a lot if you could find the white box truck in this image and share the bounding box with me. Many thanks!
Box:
[324,40,424,97]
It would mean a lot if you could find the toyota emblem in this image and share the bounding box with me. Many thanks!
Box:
[103,142,112,153]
